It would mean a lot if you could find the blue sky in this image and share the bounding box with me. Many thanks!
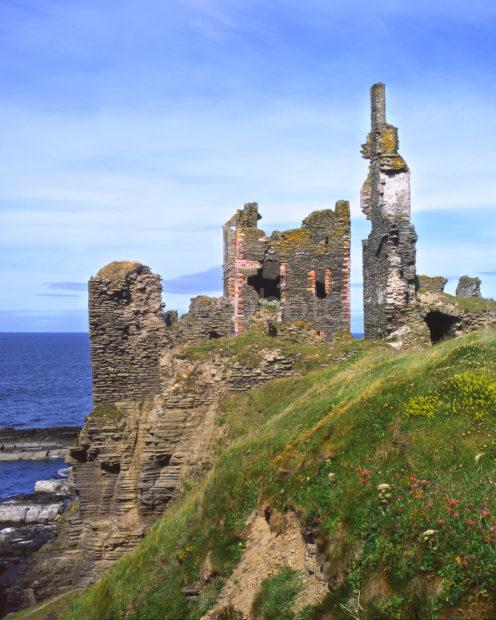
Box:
[0,0,495,333]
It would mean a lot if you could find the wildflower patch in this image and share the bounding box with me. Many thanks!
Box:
[403,370,496,420]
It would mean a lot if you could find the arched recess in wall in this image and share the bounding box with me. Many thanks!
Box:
[310,268,332,299]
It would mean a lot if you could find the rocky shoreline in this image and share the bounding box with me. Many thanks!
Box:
[0,441,74,615]
[0,427,80,461]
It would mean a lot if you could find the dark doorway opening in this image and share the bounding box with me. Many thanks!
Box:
[208,330,221,339]
[424,311,458,344]
[247,269,281,301]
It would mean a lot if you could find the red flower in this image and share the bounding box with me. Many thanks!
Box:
[453,512,460,518]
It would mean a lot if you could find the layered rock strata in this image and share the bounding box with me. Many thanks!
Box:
[4,261,299,614]
[0,486,70,614]
[0,427,80,462]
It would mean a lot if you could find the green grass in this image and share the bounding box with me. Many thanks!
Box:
[87,403,124,420]
[8,591,82,619]
[57,328,496,619]
[442,292,496,313]
[252,567,303,620]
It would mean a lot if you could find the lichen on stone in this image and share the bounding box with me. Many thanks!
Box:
[96,261,146,281]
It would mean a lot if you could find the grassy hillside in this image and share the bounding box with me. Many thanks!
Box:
[42,329,496,618]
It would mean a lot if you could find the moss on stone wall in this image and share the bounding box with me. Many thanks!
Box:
[96,261,144,281]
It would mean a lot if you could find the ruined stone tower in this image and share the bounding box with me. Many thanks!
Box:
[88,261,167,406]
[223,201,351,339]
[361,83,417,338]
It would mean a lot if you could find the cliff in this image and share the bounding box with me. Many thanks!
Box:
[11,327,496,619]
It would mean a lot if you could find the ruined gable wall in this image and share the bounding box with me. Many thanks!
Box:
[361,83,417,339]
[88,261,168,406]
[223,201,351,339]
[223,203,270,334]
[273,201,351,337]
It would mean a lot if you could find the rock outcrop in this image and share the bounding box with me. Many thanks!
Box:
[3,262,300,613]
[0,486,70,613]
[0,427,80,462]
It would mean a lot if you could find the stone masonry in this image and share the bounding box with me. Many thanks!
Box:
[88,261,168,406]
[456,276,481,298]
[361,83,417,339]
[223,201,351,339]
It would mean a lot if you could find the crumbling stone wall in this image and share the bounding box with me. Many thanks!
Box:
[456,276,481,298]
[223,201,351,340]
[89,261,168,406]
[361,83,417,339]
[169,295,233,344]
[417,275,447,293]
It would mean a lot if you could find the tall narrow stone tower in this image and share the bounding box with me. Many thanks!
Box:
[361,83,417,338]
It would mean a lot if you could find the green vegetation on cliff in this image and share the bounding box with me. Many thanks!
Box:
[54,329,496,618]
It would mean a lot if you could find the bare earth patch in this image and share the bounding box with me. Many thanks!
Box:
[203,509,328,619]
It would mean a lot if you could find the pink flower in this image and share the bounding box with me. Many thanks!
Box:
[453,512,460,518]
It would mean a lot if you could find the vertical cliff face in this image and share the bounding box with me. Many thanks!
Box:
[5,267,299,613]
[361,83,417,339]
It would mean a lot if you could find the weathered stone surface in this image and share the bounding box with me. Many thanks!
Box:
[0,491,68,614]
[89,261,169,406]
[456,276,481,298]
[0,427,80,462]
[170,295,233,344]
[223,201,351,340]
[361,83,417,339]
[385,291,496,348]
[416,275,448,293]
[34,479,70,495]
[5,334,298,611]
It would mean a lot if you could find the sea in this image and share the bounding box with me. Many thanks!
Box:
[0,331,363,501]
[0,333,92,500]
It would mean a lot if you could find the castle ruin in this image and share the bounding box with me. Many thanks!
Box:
[6,82,496,615]
[223,201,351,339]
[361,83,417,339]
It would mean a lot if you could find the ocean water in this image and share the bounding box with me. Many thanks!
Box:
[0,333,92,500]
